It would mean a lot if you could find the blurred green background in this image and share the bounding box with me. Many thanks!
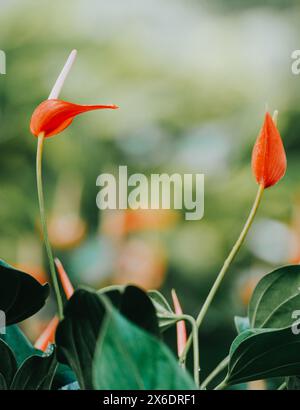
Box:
[1,0,300,386]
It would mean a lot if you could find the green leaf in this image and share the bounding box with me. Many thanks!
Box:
[0,374,7,390]
[98,284,125,295]
[226,326,300,386]
[1,325,37,366]
[286,376,300,390]
[249,265,300,329]
[0,339,17,389]
[10,346,57,390]
[56,286,160,389]
[98,285,124,306]
[148,290,173,315]
[0,259,49,325]
[60,381,80,390]
[234,316,250,334]
[93,301,196,390]
[116,286,160,337]
[100,286,160,337]
[226,265,300,386]
[52,363,77,390]
[56,289,105,389]
[148,290,177,331]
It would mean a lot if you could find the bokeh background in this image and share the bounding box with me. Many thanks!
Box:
[1,0,300,387]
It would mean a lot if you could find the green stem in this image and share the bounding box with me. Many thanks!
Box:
[36,133,64,319]
[159,314,199,387]
[180,184,264,362]
[215,379,228,390]
[195,183,264,327]
[200,355,229,390]
[277,382,286,390]
[182,315,199,388]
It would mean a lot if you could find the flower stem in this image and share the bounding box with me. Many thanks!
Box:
[180,184,264,362]
[159,313,200,387]
[196,183,264,326]
[200,355,229,389]
[180,314,199,388]
[36,132,64,319]
[277,382,286,390]
[215,379,228,390]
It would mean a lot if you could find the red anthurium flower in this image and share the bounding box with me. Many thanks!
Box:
[34,259,74,351]
[34,316,59,352]
[251,112,287,188]
[30,99,118,138]
[171,289,187,357]
[54,257,74,299]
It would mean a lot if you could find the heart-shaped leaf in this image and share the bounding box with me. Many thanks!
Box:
[225,326,300,386]
[116,286,160,337]
[99,286,160,337]
[0,339,17,389]
[10,345,57,390]
[249,265,300,329]
[0,325,67,390]
[93,299,196,390]
[1,325,37,366]
[56,286,159,389]
[0,260,49,325]
[56,289,105,389]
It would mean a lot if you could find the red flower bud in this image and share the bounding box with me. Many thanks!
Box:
[34,316,59,352]
[251,112,287,188]
[54,258,74,300]
[30,99,118,138]
[171,289,187,357]
[34,259,74,352]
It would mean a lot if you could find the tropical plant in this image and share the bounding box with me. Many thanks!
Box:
[0,50,297,391]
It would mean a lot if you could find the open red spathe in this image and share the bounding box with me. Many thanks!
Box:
[30,99,118,138]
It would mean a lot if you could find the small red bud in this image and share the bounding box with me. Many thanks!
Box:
[171,289,187,357]
[251,112,287,189]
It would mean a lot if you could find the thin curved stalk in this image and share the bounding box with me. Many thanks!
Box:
[195,184,264,327]
[180,184,264,362]
[36,132,64,319]
[200,355,229,390]
[277,382,286,390]
[215,379,228,390]
[159,314,199,387]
